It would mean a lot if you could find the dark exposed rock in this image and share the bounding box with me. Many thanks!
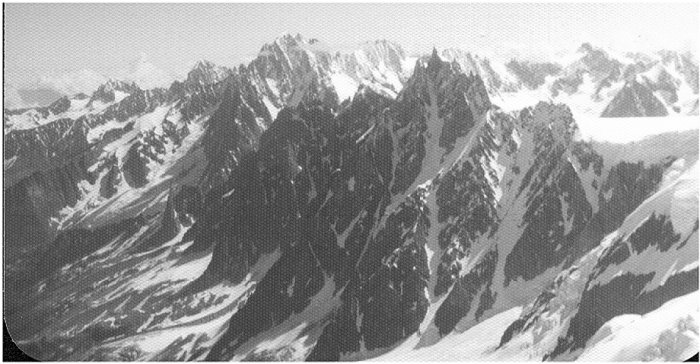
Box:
[47,96,72,115]
[506,60,562,89]
[5,118,92,187]
[434,249,498,335]
[99,160,121,199]
[550,43,622,98]
[186,60,232,86]
[4,215,147,340]
[545,211,697,359]
[199,79,271,191]
[136,188,181,252]
[172,185,203,225]
[4,157,94,252]
[195,54,494,357]
[433,119,504,295]
[5,36,697,362]
[566,160,666,260]
[87,79,140,107]
[547,269,698,360]
[601,79,668,117]
[504,161,592,285]
[121,143,150,188]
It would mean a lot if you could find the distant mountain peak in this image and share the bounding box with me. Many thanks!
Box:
[102,78,138,91]
[86,78,139,106]
[420,46,447,78]
[274,32,307,47]
[430,46,441,61]
[186,59,230,86]
[578,42,595,53]
[192,59,217,71]
[4,34,699,363]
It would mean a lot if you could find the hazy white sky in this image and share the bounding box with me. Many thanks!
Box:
[4,2,698,90]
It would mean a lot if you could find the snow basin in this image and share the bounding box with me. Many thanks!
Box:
[574,115,698,144]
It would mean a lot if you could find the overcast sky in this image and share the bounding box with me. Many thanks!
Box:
[4,2,698,90]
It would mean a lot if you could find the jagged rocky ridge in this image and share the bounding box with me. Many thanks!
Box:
[4,34,410,258]
[3,34,411,359]
[437,43,699,117]
[4,36,698,361]
[199,52,695,360]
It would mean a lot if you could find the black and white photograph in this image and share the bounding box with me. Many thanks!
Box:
[3,2,699,361]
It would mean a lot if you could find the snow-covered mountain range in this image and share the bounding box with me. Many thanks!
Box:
[6,36,698,130]
[437,42,699,118]
[4,33,698,361]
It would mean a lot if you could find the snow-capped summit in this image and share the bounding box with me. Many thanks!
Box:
[248,33,411,110]
[4,34,698,362]
[88,78,140,107]
[596,49,699,117]
[185,60,231,86]
[483,42,699,118]
[550,43,622,96]
[440,47,520,95]
[276,31,305,45]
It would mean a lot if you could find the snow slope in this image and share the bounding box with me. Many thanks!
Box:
[5,35,698,362]
[579,291,699,361]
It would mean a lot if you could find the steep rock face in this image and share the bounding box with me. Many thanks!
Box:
[421,102,590,340]
[5,215,148,340]
[186,60,232,86]
[550,43,622,98]
[4,158,94,253]
[198,51,494,360]
[3,34,412,267]
[3,33,420,361]
[495,160,698,361]
[87,79,140,107]
[3,71,221,254]
[598,49,699,117]
[4,118,95,249]
[6,36,697,362]
[195,79,268,191]
[47,96,73,115]
[137,189,181,252]
[466,43,699,118]
[4,84,173,242]
[601,79,668,117]
[199,50,687,361]
[98,155,121,199]
[548,164,698,359]
[86,87,170,125]
[562,158,668,262]
[436,43,699,119]
[311,53,495,359]
[440,48,512,94]
[5,118,92,186]
[501,106,592,285]
[167,80,224,121]
[246,33,410,114]
[195,93,392,359]
[549,217,697,359]
[121,142,152,188]
[250,34,337,106]
[639,64,680,104]
[390,49,491,194]
[426,107,685,346]
[658,50,699,95]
